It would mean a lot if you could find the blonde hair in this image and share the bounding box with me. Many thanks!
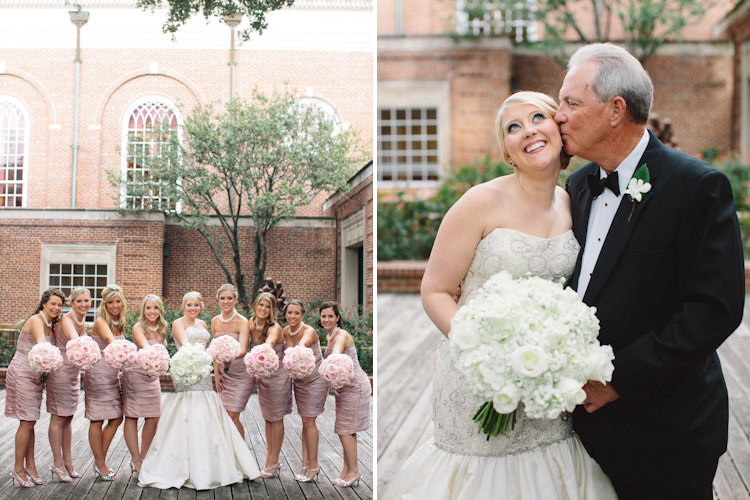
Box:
[495,91,571,170]
[97,284,127,332]
[68,286,91,305]
[138,294,168,341]
[216,283,238,300]
[181,291,204,310]
[252,292,277,342]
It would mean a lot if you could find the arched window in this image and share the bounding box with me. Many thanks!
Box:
[0,96,28,207]
[296,97,342,136]
[121,97,181,210]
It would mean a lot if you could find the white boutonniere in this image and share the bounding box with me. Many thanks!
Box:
[625,164,651,222]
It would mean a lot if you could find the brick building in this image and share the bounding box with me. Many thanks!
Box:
[0,0,373,323]
[377,0,736,192]
[719,0,750,162]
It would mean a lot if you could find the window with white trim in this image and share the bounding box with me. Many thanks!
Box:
[378,107,440,182]
[0,96,28,207]
[456,0,538,42]
[296,97,342,136]
[42,243,117,322]
[122,97,180,211]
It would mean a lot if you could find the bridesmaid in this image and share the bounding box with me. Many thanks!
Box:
[46,287,91,482]
[212,284,253,438]
[320,302,371,488]
[251,292,292,478]
[122,294,167,474]
[84,284,126,481]
[6,288,65,488]
[282,299,328,483]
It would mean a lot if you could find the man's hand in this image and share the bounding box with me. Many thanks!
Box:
[582,380,619,413]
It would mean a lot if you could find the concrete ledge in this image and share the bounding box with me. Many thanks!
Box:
[377,260,427,294]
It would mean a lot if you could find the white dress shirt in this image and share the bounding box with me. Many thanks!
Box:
[577,129,650,298]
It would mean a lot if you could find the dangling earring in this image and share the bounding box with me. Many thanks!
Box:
[509,160,514,167]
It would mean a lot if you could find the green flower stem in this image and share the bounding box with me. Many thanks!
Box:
[473,400,515,440]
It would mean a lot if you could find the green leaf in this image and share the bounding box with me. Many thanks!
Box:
[633,163,650,183]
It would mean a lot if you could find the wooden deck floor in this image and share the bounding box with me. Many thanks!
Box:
[0,391,372,500]
[377,293,750,499]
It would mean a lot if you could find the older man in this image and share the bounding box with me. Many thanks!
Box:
[557,43,745,500]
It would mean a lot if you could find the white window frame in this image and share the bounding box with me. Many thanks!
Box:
[377,81,450,188]
[0,95,29,208]
[456,0,538,42]
[40,243,117,321]
[120,95,183,212]
[296,96,342,136]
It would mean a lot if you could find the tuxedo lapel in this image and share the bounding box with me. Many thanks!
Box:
[582,133,663,304]
[568,166,597,290]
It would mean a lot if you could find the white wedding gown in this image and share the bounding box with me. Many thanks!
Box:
[138,327,261,490]
[385,228,618,500]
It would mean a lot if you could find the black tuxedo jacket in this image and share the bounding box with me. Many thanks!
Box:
[566,131,745,482]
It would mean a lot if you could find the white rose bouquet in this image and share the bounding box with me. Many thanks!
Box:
[168,343,214,386]
[449,270,614,439]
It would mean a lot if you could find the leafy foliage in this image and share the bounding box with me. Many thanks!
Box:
[136,0,295,40]
[378,157,513,261]
[112,88,363,307]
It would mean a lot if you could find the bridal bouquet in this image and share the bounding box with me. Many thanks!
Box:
[169,343,213,386]
[449,270,614,438]
[244,344,279,378]
[207,336,241,372]
[283,345,316,379]
[28,342,64,381]
[319,353,354,390]
[138,344,170,378]
[65,336,101,370]
[103,339,138,370]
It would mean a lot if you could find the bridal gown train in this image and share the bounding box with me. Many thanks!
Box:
[138,327,260,490]
[384,228,618,500]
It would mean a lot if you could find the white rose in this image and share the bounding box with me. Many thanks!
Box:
[584,345,615,383]
[511,346,547,377]
[493,384,520,413]
[558,377,587,411]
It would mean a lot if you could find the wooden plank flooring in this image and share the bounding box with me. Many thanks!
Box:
[0,391,372,499]
[376,293,750,499]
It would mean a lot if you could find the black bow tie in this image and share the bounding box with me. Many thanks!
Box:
[587,171,620,197]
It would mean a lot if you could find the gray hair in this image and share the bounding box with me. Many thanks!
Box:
[569,43,653,124]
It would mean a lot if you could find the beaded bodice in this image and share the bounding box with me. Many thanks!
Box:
[433,228,580,456]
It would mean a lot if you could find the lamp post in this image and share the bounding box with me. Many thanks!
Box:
[223,13,242,103]
[69,5,89,208]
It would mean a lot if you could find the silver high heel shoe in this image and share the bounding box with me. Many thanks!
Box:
[92,464,116,481]
[260,462,282,478]
[296,466,319,483]
[9,470,34,488]
[50,465,72,482]
[65,465,81,478]
[333,473,362,488]
[24,467,44,485]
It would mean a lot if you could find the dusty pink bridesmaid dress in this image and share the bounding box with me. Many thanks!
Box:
[214,331,255,413]
[121,338,163,418]
[45,328,81,417]
[83,335,123,420]
[324,345,371,435]
[255,342,292,421]
[5,332,53,421]
[292,341,328,417]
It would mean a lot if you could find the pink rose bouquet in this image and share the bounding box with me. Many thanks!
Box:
[65,336,101,370]
[319,353,354,390]
[207,336,241,372]
[103,339,138,370]
[138,344,170,378]
[283,345,316,380]
[244,343,279,378]
[28,342,64,381]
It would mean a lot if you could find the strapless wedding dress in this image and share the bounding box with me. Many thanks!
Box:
[138,326,260,490]
[384,228,617,500]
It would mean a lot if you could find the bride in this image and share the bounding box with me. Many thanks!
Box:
[138,291,260,490]
[384,92,617,499]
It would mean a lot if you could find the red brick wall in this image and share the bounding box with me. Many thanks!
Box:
[0,214,164,324]
[724,8,750,154]
[162,221,337,309]
[328,173,373,308]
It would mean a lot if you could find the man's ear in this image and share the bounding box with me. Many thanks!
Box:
[609,96,627,127]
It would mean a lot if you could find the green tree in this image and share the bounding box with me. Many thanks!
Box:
[136,0,295,40]
[460,0,709,62]
[112,88,363,309]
